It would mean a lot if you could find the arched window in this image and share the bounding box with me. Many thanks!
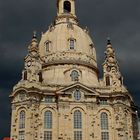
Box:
[101,112,109,140]
[101,112,108,130]
[45,41,51,53]
[74,110,82,140]
[46,42,49,52]
[64,1,71,13]
[19,111,25,129]
[38,72,43,82]
[106,76,110,86]
[70,70,79,81]
[74,90,81,101]
[23,70,27,80]
[44,111,52,140]
[119,76,123,85]
[69,39,75,49]
[124,113,128,130]
[44,111,52,129]
[74,110,82,129]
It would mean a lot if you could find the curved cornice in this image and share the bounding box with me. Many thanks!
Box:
[42,51,99,74]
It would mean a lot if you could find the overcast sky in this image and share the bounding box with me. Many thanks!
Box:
[0,0,140,138]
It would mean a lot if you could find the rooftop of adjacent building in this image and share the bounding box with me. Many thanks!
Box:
[3,137,11,140]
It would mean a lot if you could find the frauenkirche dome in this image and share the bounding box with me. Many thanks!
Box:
[39,0,99,87]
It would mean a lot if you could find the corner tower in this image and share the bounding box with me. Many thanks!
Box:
[101,39,124,91]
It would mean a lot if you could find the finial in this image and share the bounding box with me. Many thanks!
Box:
[33,31,37,39]
[107,37,111,45]
[31,31,38,43]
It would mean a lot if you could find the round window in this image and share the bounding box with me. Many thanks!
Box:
[74,90,81,101]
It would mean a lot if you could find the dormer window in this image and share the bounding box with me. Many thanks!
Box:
[70,70,79,81]
[69,39,75,49]
[64,1,71,13]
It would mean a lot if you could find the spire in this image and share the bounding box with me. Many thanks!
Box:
[33,31,37,40]
[102,39,123,88]
[24,31,42,83]
[105,38,115,59]
[28,31,38,54]
[104,38,118,69]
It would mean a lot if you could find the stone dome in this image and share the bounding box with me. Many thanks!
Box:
[39,22,97,70]
[38,0,99,88]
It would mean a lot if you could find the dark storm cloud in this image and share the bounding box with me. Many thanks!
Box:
[0,88,11,139]
[0,0,140,138]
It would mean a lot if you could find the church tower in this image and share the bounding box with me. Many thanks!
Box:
[10,1,137,140]
[101,39,123,89]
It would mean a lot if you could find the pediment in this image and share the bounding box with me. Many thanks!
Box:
[10,86,42,97]
[56,82,99,96]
